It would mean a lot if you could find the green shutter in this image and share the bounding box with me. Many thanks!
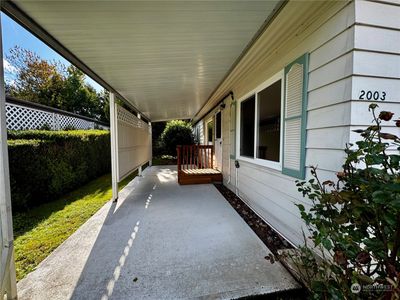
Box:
[282,53,309,179]
[230,100,236,159]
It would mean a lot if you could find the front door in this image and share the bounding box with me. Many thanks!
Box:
[214,111,222,171]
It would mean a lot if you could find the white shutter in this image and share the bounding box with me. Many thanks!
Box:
[282,54,309,179]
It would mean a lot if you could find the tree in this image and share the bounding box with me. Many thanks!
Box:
[161,120,194,156]
[6,46,65,107]
[5,46,109,122]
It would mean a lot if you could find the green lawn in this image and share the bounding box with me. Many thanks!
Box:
[13,171,137,281]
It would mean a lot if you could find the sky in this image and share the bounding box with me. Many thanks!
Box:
[1,12,104,92]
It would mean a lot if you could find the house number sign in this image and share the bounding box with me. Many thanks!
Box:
[359,90,387,101]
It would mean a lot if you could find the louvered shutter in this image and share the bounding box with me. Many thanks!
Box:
[282,54,309,179]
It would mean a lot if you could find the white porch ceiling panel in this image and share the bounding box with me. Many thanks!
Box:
[10,1,280,121]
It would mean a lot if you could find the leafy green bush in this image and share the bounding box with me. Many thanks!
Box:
[160,120,194,156]
[293,104,400,299]
[8,130,110,211]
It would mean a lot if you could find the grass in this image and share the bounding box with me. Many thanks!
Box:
[13,171,137,281]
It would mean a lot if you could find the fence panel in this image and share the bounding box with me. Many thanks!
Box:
[5,97,109,130]
[116,105,151,181]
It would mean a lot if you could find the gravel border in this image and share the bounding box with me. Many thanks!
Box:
[214,184,293,254]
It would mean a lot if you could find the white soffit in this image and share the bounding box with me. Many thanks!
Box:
[10,0,281,121]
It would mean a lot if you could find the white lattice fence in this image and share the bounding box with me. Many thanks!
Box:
[5,100,108,130]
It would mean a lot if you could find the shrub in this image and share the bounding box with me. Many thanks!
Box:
[8,130,111,211]
[292,104,400,299]
[160,120,194,156]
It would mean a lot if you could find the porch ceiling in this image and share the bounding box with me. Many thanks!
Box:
[6,0,282,121]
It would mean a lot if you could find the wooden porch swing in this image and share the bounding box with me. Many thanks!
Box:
[176,145,223,185]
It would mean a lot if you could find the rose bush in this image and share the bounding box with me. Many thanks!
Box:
[293,104,400,299]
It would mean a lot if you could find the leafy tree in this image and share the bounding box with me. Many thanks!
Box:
[5,46,109,122]
[161,120,194,156]
[6,46,65,107]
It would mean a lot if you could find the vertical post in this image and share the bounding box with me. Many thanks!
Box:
[148,122,152,167]
[138,166,142,177]
[110,93,118,202]
[177,146,181,171]
[0,14,17,300]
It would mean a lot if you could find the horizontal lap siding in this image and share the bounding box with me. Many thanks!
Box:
[234,1,356,245]
[350,0,400,143]
[198,1,360,245]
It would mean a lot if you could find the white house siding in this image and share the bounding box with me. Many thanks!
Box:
[350,0,400,150]
[195,0,399,246]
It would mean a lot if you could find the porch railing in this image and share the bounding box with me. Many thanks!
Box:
[176,145,213,171]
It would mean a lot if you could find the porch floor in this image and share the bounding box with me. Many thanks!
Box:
[17,166,300,300]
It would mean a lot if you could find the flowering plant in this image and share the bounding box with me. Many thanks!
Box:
[295,104,400,299]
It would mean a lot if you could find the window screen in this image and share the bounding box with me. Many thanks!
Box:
[257,80,281,162]
[216,111,221,139]
[240,96,255,157]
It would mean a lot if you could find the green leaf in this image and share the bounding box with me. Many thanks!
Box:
[322,238,333,250]
[297,204,305,212]
[383,213,397,226]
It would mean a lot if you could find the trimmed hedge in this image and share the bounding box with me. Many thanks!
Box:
[8,130,111,211]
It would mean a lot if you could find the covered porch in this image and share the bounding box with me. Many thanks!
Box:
[16,166,299,299]
[0,0,302,298]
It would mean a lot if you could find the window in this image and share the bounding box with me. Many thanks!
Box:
[236,54,308,175]
[215,111,221,139]
[257,80,281,162]
[237,73,283,169]
[240,96,255,157]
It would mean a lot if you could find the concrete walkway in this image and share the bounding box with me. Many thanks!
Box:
[17,166,300,300]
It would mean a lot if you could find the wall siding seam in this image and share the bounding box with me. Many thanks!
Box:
[364,0,400,7]
[308,26,355,69]
[354,22,400,32]
[238,177,307,216]
[353,47,400,57]
[309,49,354,75]
[306,124,353,130]
[306,147,346,151]
[352,73,400,80]
[236,193,300,248]
[307,98,353,112]
[305,166,342,174]
[308,74,353,93]
[239,173,312,207]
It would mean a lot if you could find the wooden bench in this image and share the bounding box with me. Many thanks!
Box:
[176,145,223,185]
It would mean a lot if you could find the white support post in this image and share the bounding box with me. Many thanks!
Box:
[0,15,17,300]
[149,122,152,167]
[109,93,118,202]
[138,166,142,177]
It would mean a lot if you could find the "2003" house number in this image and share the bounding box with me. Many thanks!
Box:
[359,90,386,101]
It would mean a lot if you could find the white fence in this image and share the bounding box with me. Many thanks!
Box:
[116,104,151,181]
[5,97,109,130]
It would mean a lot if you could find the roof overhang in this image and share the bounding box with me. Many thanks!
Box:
[2,0,284,122]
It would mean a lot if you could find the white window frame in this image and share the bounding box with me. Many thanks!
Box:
[236,70,284,171]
